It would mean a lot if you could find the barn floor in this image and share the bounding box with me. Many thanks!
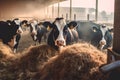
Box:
[17,30,46,53]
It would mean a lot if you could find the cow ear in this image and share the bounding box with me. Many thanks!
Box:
[108,28,114,33]
[92,26,98,32]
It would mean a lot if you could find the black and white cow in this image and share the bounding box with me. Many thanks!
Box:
[6,18,25,53]
[76,21,113,50]
[47,18,79,50]
[0,18,23,53]
[29,20,53,45]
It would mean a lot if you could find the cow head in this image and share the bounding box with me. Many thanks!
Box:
[99,25,108,50]
[29,20,38,41]
[51,18,68,47]
[92,24,110,50]
[48,18,78,50]
[13,18,23,34]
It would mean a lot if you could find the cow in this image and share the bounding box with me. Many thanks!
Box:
[76,21,113,50]
[29,20,53,45]
[0,18,23,53]
[67,21,79,43]
[0,20,18,47]
[47,18,79,50]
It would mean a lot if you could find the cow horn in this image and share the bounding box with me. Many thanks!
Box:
[100,60,120,73]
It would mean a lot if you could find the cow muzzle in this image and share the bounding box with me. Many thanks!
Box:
[31,32,37,35]
[55,40,65,46]
[99,39,106,46]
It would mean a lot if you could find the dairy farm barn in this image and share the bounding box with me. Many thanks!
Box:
[0,0,120,80]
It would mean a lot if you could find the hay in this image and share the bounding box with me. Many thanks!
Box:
[16,44,58,71]
[0,42,17,80]
[33,43,107,80]
[0,42,15,59]
[0,43,58,80]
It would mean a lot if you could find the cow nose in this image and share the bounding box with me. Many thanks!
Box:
[99,39,106,45]
[56,40,65,46]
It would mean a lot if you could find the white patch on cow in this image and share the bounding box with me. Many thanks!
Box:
[18,26,23,34]
[13,36,17,47]
[55,19,66,46]
[78,66,82,71]
[13,49,17,53]
[99,26,108,49]
[30,20,38,41]
[34,35,37,41]
[31,22,37,35]
[38,24,43,30]
[14,19,21,25]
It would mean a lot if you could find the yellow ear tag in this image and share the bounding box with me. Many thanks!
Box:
[47,26,51,31]
[93,29,96,32]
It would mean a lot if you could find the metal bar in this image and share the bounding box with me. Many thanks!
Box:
[70,0,72,21]
[52,4,54,18]
[58,2,60,17]
[95,0,98,21]
[47,6,49,18]
[113,0,120,54]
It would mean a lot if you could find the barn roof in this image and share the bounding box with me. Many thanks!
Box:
[0,0,67,19]
[1,0,67,6]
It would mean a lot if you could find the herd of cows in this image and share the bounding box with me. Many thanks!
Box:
[0,17,113,52]
[1,17,119,80]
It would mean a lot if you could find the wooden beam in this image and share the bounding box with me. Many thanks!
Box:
[113,0,120,54]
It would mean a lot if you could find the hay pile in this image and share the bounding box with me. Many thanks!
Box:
[0,42,58,80]
[0,42,110,80]
[0,42,17,80]
[33,43,108,80]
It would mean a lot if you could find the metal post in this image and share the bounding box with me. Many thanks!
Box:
[52,4,54,19]
[74,14,76,21]
[47,6,49,19]
[58,2,60,17]
[87,14,90,21]
[113,0,120,54]
[66,13,68,21]
[44,5,46,19]
[70,0,72,21]
[95,0,98,21]
[0,10,1,20]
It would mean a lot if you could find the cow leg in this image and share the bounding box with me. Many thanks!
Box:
[38,38,42,44]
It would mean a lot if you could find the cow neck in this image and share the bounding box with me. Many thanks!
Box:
[68,28,74,40]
